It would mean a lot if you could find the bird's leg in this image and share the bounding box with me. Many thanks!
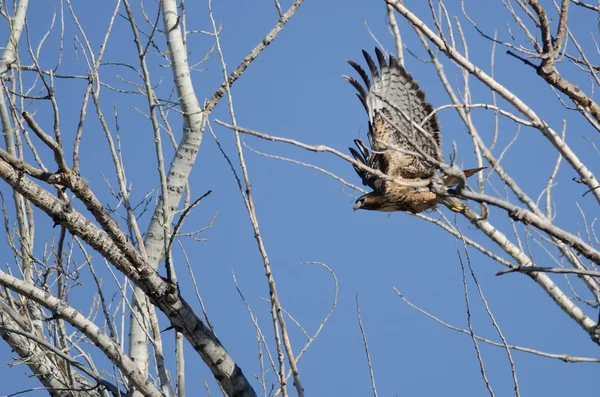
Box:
[429,173,447,196]
[430,168,468,213]
[443,142,466,193]
[441,197,468,213]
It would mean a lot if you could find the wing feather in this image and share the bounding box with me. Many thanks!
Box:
[349,140,386,192]
[353,139,370,160]
[342,75,368,114]
[375,47,387,71]
[345,48,442,180]
[362,49,379,81]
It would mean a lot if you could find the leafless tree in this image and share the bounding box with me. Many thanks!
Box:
[218,0,600,394]
[0,1,312,396]
[1,0,600,396]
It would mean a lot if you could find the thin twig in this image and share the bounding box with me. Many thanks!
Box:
[356,294,378,397]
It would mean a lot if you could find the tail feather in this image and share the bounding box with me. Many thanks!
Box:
[464,166,488,178]
[444,166,488,187]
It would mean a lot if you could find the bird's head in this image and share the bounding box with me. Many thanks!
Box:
[353,194,380,211]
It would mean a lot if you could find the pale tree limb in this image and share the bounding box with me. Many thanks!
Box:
[0,155,257,396]
[457,228,520,397]
[144,0,306,269]
[208,0,304,393]
[498,267,600,277]
[0,3,89,394]
[1,69,38,333]
[232,269,278,395]
[142,0,207,269]
[0,325,126,396]
[461,208,597,337]
[387,3,404,66]
[179,240,214,333]
[214,121,430,189]
[0,298,106,397]
[148,303,173,397]
[523,0,600,127]
[0,270,164,397]
[75,1,155,385]
[0,0,29,74]
[122,0,170,384]
[244,142,366,194]
[273,0,284,18]
[570,0,599,11]
[459,190,600,266]
[176,331,185,397]
[0,0,40,338]
[356,294,378,397]
[273,262,339,397]
[417,213,518,268]
[203,0,305,114]
[394,288,600,363]
[457,243,496,397]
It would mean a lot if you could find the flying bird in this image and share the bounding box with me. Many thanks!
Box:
[344,48,483,213]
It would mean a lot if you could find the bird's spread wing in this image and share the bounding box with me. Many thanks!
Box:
[344,48,442,180]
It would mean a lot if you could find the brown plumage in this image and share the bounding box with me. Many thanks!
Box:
[344,49,483,213]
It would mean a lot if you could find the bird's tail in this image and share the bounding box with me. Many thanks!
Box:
[444,166,488,187]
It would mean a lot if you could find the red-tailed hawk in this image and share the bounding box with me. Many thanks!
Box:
[344,49,482,213]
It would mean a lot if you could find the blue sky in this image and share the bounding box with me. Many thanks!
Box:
[1,1,600,396]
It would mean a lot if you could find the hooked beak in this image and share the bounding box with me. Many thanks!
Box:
[353,201,361,211]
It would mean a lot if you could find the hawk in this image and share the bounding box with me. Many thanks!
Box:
[344,49,483,213]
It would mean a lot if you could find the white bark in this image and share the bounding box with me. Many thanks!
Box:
[0,0,29,73]
[0,0,44,360]
[462,209,597,333]
[0,299,105,397]
[0,154,257,396]
[0,270,164,397]
[143,0,207,269]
